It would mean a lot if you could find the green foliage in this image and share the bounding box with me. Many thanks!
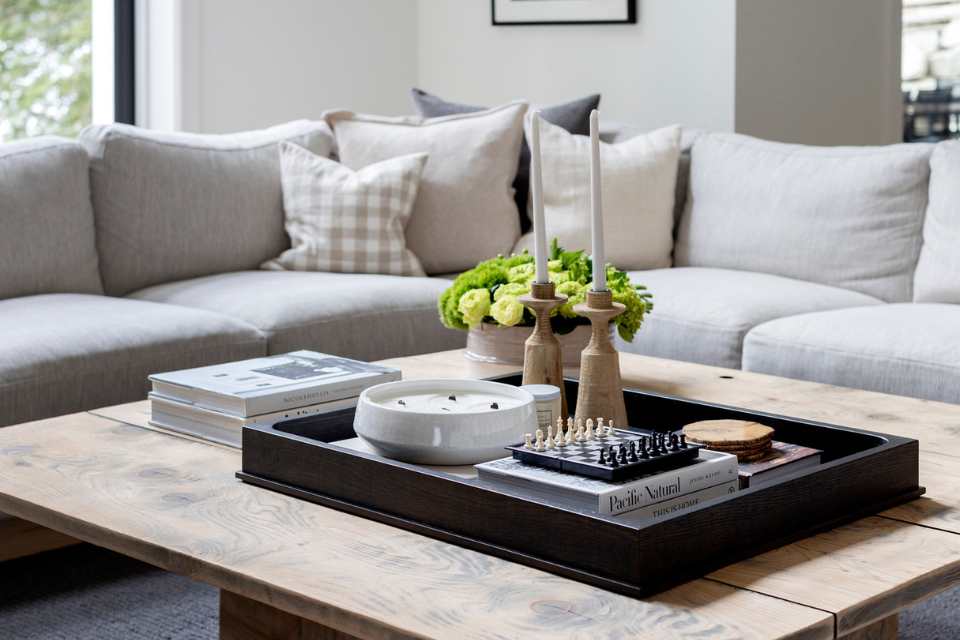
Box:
[438,241,654,342]
[0,0,92,142]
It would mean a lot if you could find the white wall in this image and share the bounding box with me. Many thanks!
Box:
[139,0,902,145]
[735,0,902,145]
[416,0,737,133]
[141,0,419,133]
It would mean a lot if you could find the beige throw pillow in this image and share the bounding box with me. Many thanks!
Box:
[513,118,680,270]
[263,142,427,277]
[326,102,527,274]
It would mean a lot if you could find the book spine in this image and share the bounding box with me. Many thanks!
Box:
[242,371,400,416]
[626,480,739,520]
[599,455,738,515]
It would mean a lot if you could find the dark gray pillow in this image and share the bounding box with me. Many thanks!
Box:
[411,88,601,231]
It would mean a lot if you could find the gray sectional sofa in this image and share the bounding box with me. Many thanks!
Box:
[1,120,958,429]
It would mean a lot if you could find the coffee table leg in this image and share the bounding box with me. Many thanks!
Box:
[219,590,360,640]
[840,614,898,640]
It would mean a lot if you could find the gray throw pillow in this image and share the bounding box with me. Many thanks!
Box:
[410,88,600,230]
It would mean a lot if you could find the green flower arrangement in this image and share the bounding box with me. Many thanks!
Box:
[438,239,653,342]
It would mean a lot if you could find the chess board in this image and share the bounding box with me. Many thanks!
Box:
[506,428,702,481]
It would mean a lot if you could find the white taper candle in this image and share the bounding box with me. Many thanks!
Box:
[589,109,606,291]
[530,111,549,284]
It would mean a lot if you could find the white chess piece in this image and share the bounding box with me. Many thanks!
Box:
[565,418,575,445]
[585,418,594,441]
[545,425,555,449]
[524,433,533,449]
[535,429,544,451]
[607,419,615,437]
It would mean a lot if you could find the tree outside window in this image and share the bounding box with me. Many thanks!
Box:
[0,0,93,142]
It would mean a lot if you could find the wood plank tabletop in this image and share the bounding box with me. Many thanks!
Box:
[1,349,959,638]
[379,350,960,636]
[0,411,832,640]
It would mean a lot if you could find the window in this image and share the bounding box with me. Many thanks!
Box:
[0,0,133,143]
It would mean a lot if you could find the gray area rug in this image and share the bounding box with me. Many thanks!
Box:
[0,544,957,639]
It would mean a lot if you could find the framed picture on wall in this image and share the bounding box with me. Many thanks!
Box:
[491,0,637,26]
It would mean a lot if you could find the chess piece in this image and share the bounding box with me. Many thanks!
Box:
[585,418,594,440]
[565,419,574,445]
[628,441,639,462]
[524,433,533,449]
[546,425,555,449]
[609,448,620,467]
[597,449,607,465]
[573,289,628,426]
[535,429,544,451]
[575,426,584,443]
[680,434,687,448]
[607,419,615,437]
[618,445,628,465]
[595,417,605,439]
[555,418,565,447]
[519,282,568,419]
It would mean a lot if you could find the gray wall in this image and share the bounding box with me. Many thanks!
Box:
[735,0,902,145]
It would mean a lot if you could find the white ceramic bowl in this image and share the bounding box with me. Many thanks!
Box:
[353,379,537,465]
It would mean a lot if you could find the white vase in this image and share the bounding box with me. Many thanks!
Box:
[465,322,614,367]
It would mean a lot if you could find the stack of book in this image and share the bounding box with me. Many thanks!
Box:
[476,448,739,519]
[148,350,400,447]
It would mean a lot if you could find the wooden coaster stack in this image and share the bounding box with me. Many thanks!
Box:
[681,419,774,462]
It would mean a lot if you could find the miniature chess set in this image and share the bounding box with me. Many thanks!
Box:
[507,417,702,481]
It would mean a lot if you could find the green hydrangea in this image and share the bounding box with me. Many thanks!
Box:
[490,295,524,326]
[457,288,491,329]
[437,240,653,342]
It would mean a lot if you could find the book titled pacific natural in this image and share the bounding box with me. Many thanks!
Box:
[476,449,738,516]
[149,350,400,417]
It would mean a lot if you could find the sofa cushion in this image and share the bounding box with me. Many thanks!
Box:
[914,141,960,303]
[513,120,680,271]
[0,137,102,299]
[129,271,466,361]
[79,121,335,296]
[743,304,960,404]
[263,143,428,276]
[0,295,265,427]
[675,133,934,302]
[410,88,600,229]
[616,267,882,369]
[326,103,527,275]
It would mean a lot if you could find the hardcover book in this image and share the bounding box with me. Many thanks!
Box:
[149,351,400,417]
[149,394,359,448]
[475,449,738,515]
[737,441,822,489]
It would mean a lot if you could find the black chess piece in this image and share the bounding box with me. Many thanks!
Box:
[618,445,628,464]
[598,449,607,465]
[628,441,639,462]
[609,449,620,467]
[640,442,650,459]
[670,433,680,451]
[680,434,687,448]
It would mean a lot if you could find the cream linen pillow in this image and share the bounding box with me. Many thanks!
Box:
[326,102,527,274]
[263,142,427,276]
[513,118,680,270]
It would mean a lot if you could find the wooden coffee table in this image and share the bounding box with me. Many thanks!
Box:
[0,350,958,639]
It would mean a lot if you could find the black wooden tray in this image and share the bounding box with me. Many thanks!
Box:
[237,375,923,598]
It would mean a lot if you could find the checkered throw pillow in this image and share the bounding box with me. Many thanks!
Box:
[263,142,427,276]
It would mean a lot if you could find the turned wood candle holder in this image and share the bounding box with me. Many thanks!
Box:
[573,289,628,427]
[518,281,568,419]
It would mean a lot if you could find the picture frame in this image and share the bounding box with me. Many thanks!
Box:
[491,0,637,26]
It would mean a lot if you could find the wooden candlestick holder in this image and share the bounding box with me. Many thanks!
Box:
[518,281,568,419]
[573,289,628,427]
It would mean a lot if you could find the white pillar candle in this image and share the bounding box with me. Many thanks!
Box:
[530,111,549,284]
[589,109,606,291]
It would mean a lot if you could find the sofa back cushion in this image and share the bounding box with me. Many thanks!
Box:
[326,103,527,275]
[914,141,960,303]
[675,133,933,302]
[0,137,103,299]
[79,121,335,295]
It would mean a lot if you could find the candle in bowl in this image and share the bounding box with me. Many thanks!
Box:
[589,109,606,291]
[353,379,537,465]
